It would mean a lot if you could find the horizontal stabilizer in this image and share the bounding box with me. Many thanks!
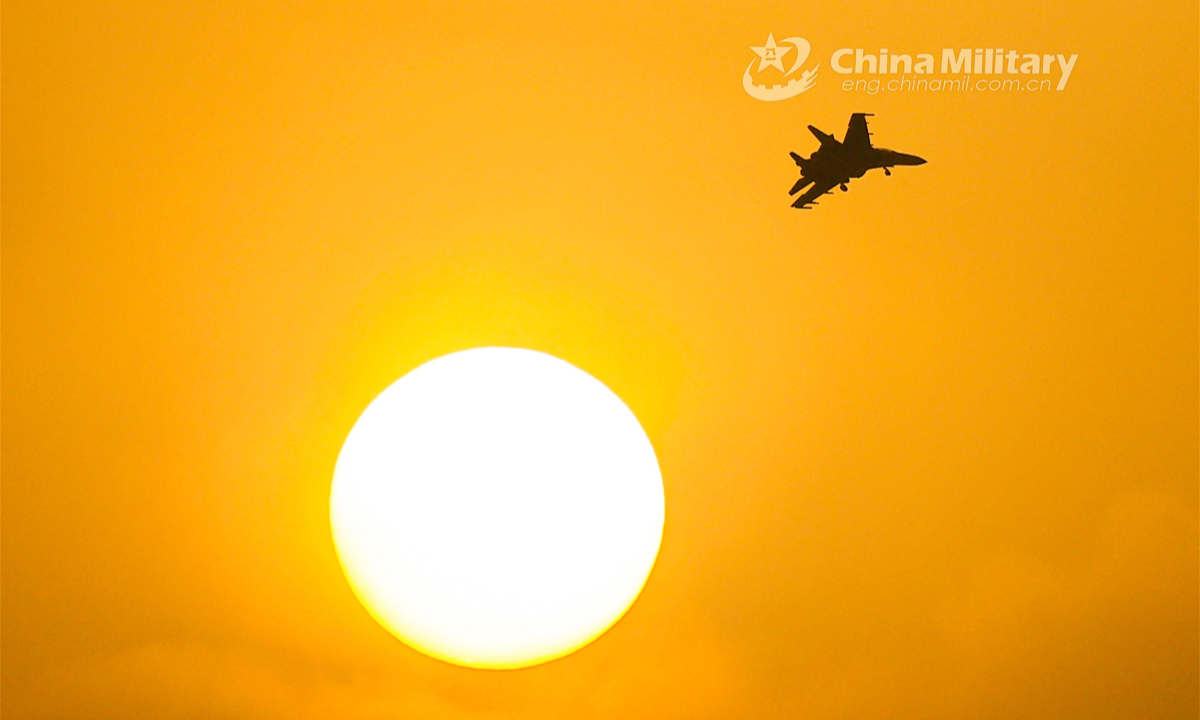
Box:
[789,151,807,169]
[790,176,814,195]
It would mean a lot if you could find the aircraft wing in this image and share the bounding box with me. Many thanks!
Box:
[791,178,838,208]
[844,113,873,151]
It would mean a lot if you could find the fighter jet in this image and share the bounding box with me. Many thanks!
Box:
[789,113,925,209]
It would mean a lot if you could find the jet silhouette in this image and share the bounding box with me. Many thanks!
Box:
[789,113,925,209]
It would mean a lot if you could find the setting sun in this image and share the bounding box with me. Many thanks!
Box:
[329,348,665,669]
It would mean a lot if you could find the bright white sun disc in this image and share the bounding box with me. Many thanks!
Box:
[330,347,665,669]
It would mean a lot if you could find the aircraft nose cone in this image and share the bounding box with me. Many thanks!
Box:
[913,156,927,165]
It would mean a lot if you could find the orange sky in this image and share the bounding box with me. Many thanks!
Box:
[3,1,1197,718]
